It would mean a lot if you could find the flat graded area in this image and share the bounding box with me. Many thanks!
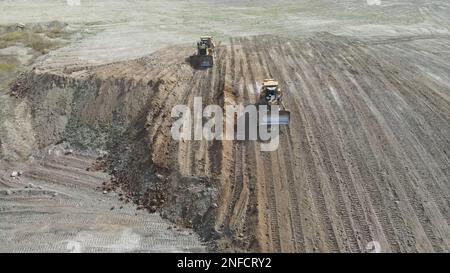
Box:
[0,151,204,252]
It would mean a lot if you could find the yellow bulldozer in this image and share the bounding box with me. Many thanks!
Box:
[258,79,290,125]
[193,36,215,68]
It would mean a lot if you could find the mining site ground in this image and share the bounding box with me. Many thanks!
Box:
[0,1,449,253]
[0,149,204,252]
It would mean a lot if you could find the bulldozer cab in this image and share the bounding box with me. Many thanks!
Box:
[264,87,278,104]
[200,36,213,46]
[197,43,208,56]
[198,36,214,54]
[262,79,281,104]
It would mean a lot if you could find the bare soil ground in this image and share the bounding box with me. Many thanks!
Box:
[1,0,449,253]
[5,33,448,252]
[0,149,205,252]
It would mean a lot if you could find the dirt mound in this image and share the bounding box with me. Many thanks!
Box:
[5,34,450,252]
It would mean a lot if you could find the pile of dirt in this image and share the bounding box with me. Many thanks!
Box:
[4,33,450,252]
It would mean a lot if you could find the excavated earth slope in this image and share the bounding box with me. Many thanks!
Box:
[10,34,450,252]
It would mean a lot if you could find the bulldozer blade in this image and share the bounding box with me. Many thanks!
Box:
[198,55,213,68]
[190,55,213,68]
[259,110,290,126]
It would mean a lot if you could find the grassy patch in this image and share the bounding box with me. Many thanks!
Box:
[26,34,60,54]
[0,55,20,89]
[0,62,17,72]
[0,31,62,54]
[2,31,27,42]
[46,28,64,38]
[45,27,71,39]
[0,21,71,54]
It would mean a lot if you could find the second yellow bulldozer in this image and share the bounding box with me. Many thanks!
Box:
[194,36,215,68]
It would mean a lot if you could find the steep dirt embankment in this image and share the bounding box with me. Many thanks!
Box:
[7,34,450,252]
[8,44,223,246]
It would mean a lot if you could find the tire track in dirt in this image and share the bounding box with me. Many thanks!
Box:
[321,37,449,251]
[299,37,403,251]
[220,34,449,252]
[249,36,283,252]
[312,39,413,252]
[291,40,383,251]
[336,41,450,250]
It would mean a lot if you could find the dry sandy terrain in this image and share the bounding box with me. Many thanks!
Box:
[2,0,449,67]
[0,149,205,252]
[7,33,449,252]
[0,0,449,253]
